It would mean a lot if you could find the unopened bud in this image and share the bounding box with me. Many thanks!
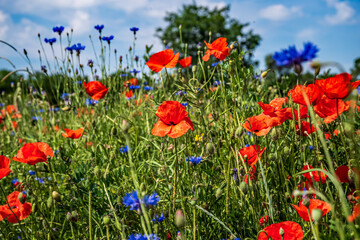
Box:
[206,142,216,155]
[94,166,101,178]
[18,192,25,204]
[279,227,285,236]
[103,216,111,225]
[215,188,222,199]
[52,191,61,202]
[343,122,354,138]
[71,211,79,222]
[311,209,323,223]
[192,65,197,73]
[175,210,185,228]
[47,196,53,209]
[190,198,197,206]
[270,128,281,141]
[261,69,271,78]
[235,126,244,138]
[240,181,248,193]
[66,212,72,221]
[294,63,302,75]
[121,120,130,133]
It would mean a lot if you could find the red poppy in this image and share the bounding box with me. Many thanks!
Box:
[124,78,138,88]
[146,49,179,73]
[203,37,230,62]
[335,165,360,184]
[124,90,134,99]
[345,100,359,114]
[302,165,327,184]
[178,56,192,68]
[0,191,32,223]
[243,113,274,136]
[151,101,194,138]
[12,142,54,165]
[314,95,347,123]
[348,204,360,222]
[315,73,360,99]
[324,129,339,140]
[259,215,270,228]
[239,145,266,167]
[258,221,304,240]
[284,105,309,121]
[6,105,17,114]
[62,128,84,139]
[296,121,315,136]
[244,165,257,184]
[292,199,331,222]
[0,156,11,180]
[84,81,109,100]
[77,108,95,118]
[288,84,323,106]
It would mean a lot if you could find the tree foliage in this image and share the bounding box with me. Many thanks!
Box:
[156,3,261,66]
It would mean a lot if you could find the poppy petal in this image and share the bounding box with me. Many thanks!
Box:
[151,120,172,137]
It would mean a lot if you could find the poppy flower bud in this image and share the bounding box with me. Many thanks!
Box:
[284,146,290,155]
[71,211,79,222]
[94,166,101,178]
[32,202,38,212]
[47,196,53,209]
[311,209,323,223]
[294,63,302,75]
[209,31,212,37]
[270,128,281,141]
[18,192,25,204]
[121,120,130,133]
[103,216,111,225]
[52,191,61,202]
[215,188,222,199]
[235,126,244,138]
[206,142,216,155]
[279,227,285,236]
[343,122,354,138]
[192,65,197,73]
[302,197,310,208]
[66,212,72,221]
[167,144,174,151]
[240,181,248,193]
[292,190,301,197]
[62,106,71,111]
[114,49,117,53]
[175,209,185,228]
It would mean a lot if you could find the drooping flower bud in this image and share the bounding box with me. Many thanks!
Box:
[175,209,185,228]
[52,191,61,202]
[311,209,323,223]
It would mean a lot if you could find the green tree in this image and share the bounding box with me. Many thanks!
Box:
[156,3,261,66]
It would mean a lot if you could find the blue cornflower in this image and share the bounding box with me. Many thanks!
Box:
[152,213,165,223]
[11,131,15,136]
[66,43,85,54]
[53,26,64,35]
[94,24,104,33]
[174,91,187,96]
[41,65,47,73]
[86,99,98,106]
[245,131,253,138]
[130,27,139,35]
[23,190,27,195]
[211,61,220,67]
[181,102,188,107]
[123,190,160,211]
[129,85,141,90]
[357,86,360,94]
[119,146,131,154]
[75,80,82,84]
[273,42,319,67]
[12,178,19,185]
[309,145,313,151]
[144,86,153,91]
[38,109,45,113]
[54,150,59,154]
[61,93,69,99]
[0,103,3,107]
[214,80,220,86]
[44,38,56,45]
[233,168,238,181]
[102,35,114,43]
[35,177,45,184]
[128,233,160,240]
[51,107,59,112]
[120,73,128,77]
[29,170,36,176]
[130,69,141,75]
[186,156,202,165]
[245,144,250,147]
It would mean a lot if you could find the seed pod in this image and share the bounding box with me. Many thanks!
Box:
[215,188,222,199]
[206,142,216,155]
[240,181,248,194]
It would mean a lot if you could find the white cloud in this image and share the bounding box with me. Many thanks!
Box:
[259,4,302,21]
[296,28,317,41]
[0,10,9,39]
[68,10,91,35]
[325,0,355,25]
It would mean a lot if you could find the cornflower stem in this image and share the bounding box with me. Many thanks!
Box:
[193,206,196,240]
[89,191,92,240]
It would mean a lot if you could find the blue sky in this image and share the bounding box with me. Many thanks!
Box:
[0,0,359,74]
